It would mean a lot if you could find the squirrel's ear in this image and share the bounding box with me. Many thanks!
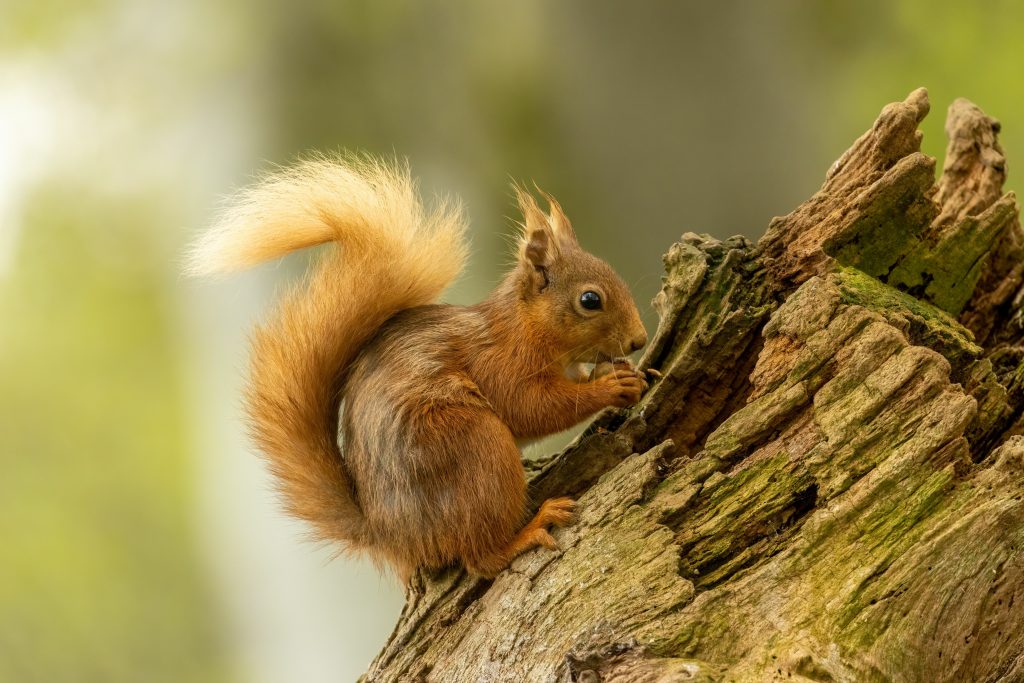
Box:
[524,227,551,268]
[515,185,556,268]
[536,186,578,246]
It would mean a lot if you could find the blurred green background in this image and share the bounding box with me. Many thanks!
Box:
[2,1,1022,681]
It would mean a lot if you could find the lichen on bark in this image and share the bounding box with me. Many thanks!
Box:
[362,89,1024,683]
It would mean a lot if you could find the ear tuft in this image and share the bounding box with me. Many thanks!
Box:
[514,183,556,267]
[535,185,578,245]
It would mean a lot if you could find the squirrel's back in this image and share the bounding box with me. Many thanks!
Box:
[188,154,469,548]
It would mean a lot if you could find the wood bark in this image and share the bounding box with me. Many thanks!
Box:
[362,89,1024,682]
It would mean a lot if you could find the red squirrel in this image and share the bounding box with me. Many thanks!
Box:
[188,154,648,580]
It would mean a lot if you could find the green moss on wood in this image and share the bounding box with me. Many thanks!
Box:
[832,266,981,365]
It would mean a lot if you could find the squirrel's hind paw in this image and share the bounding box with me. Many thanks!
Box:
[538,497,577,528]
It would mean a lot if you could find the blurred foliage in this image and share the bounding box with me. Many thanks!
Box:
[3,1,1024,681]
[0,183,229,681]
[0,0,114,50]
[796,0,1024,168]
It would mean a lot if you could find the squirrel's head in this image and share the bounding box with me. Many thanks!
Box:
[512,186,647,365]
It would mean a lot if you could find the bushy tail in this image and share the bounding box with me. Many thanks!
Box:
[188,153,468,546]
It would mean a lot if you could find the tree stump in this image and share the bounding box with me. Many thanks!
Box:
[362,89,1024,682]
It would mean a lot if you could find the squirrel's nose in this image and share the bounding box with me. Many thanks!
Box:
[629,333,647,353]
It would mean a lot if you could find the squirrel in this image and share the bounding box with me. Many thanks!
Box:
[188,153,649,580]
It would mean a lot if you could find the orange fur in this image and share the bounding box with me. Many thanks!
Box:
[189,153,647,580]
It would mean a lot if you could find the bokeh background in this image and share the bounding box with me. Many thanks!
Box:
[3,1,1023,681]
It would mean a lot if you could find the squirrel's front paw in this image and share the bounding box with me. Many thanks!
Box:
[595,365,648,407]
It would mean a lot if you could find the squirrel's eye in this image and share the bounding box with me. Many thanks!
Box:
[580,291,602,311]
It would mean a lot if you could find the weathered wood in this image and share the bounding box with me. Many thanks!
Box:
[362,90,1024,682]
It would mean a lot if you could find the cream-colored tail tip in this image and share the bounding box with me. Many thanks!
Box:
[182,230,240,278]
